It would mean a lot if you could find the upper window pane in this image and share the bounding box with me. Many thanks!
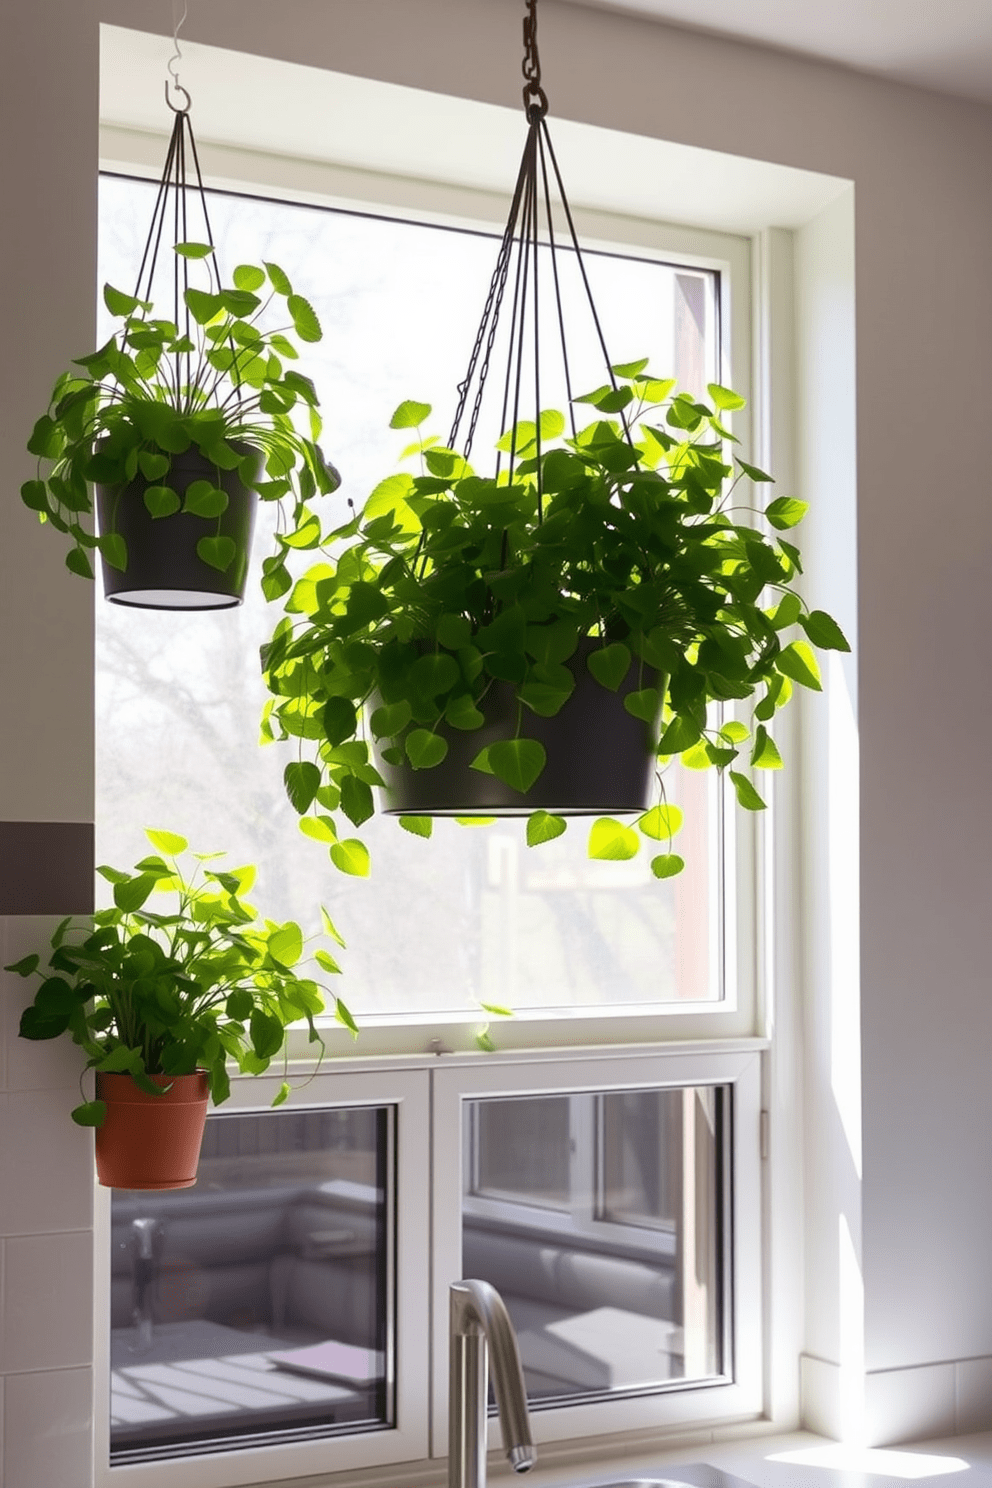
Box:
[96,175,723,1016]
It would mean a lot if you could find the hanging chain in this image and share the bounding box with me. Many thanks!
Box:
[522,0,548,117]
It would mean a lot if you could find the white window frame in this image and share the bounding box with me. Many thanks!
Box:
[431,1044,764,1453]
[92,1067,431,1488]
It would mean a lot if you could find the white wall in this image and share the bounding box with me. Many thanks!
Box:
[3,0,992,1480]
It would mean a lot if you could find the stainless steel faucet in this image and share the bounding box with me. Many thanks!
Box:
[449,1279,537,1488]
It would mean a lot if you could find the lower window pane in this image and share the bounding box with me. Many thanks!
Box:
[463,1087,726,1406]
[109,1105,392,1461]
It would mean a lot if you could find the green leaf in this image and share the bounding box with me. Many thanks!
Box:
[99,533,127,572]
[406,728,448,769]
[719,720,750,744]
[751,724,783,769]
[196,535,236,572]
[226,990,253,1020]
[265,261,293,296]
[184,287,224,325]
[637,804,684,840]
[273,1081,291,1108]
[138,451,171,481]
[586,642,631,692]
[399,815,433,838]
[341,775,374,827]
[776,640,822,691]
[66,548,94,580]
[234,263,266,291]
[446,694,485,730]
[470,746,494,776]
[322,696,358,748]
[410,651,460,697]
[4,953,40,976]
[730,770,767,811]
[145,828,188,855]
[651,854,685,879]
[706,383,746,411]
[487,738,546,794]
[184,481,228,518]
[437,613,472,650]
[623,687,662,723]
[370,700,412,737]
[71,1100,106,1127]
[526,811,566,847]
[143,484,180,518]
[766,495,809,529]
[330,839,371,876]
[250,1009,284,1059]
[475,1026,497,1053]
[174,241,214,258]
[299,815,337,844]
[658,714,701,754]
[103,283,140,317]
[113,873,159,912]
[268,921,303,967]
[736,457,774,483]
[320,905,346,946]
[20,480,49,513]
[284,760,321,813]
[612,357,650,378]
[390,400,432,429]
[768,592,802,630]
[287,293,322,343]
[800,609,851,652]
[588,818,639,861]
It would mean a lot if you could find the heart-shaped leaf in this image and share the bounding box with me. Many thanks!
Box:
[99,533,127,572]
[651,853,685,879]
[284,761,321,813]
[487,738,546,794]
[399,815,433,838]
[143,484,180,518]
[184,480,229,518]
[588,818,639,861]
[145,829,188,855]
[776,640,822,691]
[330,839,371,876]
[623,687,662,723]
[526,811,566,847]
[196,535,236,572]
[370,700,412,737]
[800,609,850,652]
[406,729,448,769]
[637,804,684,841]
[446,694,485,730]
[730,770,767,811]
[322,697,358,748]
[138,451,171,480]
[587,643,631,692]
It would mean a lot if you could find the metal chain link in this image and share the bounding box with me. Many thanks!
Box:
[522,0,549,116]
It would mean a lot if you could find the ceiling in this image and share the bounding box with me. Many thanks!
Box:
[560,0,992,105]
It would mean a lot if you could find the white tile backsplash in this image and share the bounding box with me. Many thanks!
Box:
[0,1230,93,1373]
[0,1089,93,1236]
[3,1366,93,1488]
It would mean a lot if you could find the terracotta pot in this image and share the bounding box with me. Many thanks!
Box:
[94,1071,210,1190]
[376,639,665,816]
[95,444,260,610]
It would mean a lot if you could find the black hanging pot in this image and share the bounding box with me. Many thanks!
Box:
[95,444,261,610]
[377,640,664,817]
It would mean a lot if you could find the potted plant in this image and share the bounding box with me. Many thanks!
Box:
[260,368,849,880]
[21,244,339,608]
[5,828,356,1189]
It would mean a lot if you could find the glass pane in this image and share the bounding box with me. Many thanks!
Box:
[97,175,722,1015]
[462,1088,725,1406]
[110,1105,392,1461]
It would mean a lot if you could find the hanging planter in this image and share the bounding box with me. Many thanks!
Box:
[260,0,850,881]
[21,80,339,609]
[96,444,260,609]
[374,640,663,816]
[6,829,357,1189]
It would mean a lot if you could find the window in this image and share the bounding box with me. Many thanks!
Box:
[95,38,768,1486]
[96,174,742,1026]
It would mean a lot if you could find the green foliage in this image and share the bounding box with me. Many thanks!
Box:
[22,250,340,589]
[7,829,356,1125]
[261,371,848,882]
